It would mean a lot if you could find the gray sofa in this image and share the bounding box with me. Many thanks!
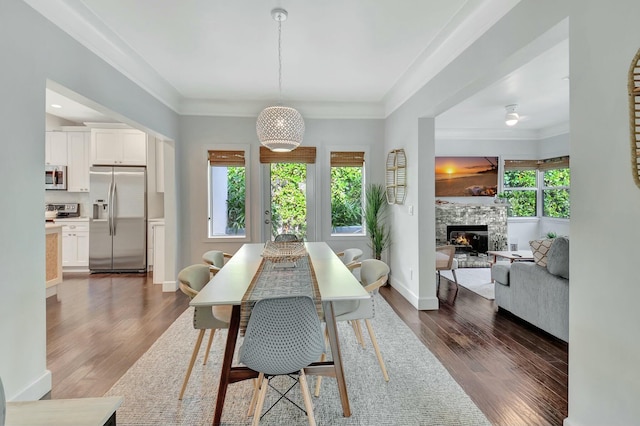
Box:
[491,237,569,342]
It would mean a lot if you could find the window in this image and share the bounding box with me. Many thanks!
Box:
[208,150,247,237]
[503,157,570,219]
[330,151,364,235]
[542,167,570,218]
[503,160,538,217]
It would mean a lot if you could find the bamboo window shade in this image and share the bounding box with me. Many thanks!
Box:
[208,150,245,166]
[330,151,365,167]
[629,47,640,189]
[504,156,569,171]
[259,146,316,164]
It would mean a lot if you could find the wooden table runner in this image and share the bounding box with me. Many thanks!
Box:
[240,255,323,335]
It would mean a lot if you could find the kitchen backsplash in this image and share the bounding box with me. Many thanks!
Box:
[45,191,92,217]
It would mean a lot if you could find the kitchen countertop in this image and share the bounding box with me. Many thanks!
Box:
[45,222,63,229]
[53,217,89,222]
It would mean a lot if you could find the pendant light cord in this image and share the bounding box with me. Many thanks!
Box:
[278,18,283,104]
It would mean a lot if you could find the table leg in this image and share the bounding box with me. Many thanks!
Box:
[323,301,351,417]
[212,305,241,426]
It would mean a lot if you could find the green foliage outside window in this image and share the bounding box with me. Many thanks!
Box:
[503,170,537,217]
[331,167,363,230]
[543,168,570,218]
[270,163,307,239]
[226,167,246,235]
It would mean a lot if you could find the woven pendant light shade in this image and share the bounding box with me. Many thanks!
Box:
[257,105,305,152]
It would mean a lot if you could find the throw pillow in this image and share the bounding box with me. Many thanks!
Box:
[529,238,554,267]
[546,237,570,279]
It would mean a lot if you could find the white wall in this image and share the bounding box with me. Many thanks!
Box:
[177,116,385,267]
[566,0,640,424]
[0,0,178,400]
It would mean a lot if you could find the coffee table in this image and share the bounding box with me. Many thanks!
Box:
[487,250,534,264]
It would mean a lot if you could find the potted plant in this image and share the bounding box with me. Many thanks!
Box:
[364,183,391,260]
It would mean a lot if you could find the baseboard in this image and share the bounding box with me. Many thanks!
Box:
[162,280,177,292]
[11,370,52,401]
[388,276,439,311]
[563,417,579,426]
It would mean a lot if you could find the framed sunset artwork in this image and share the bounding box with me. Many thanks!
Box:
[435,156,498,197]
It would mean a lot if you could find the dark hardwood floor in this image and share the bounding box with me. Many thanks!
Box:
[379,277,568,426]
[46,272,567,425]
[46,272,189,399]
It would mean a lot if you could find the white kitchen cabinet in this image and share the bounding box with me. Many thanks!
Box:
[56,219,89,270]
[66,131,91,192]
[91,128,147,166]
[45,131,68,165]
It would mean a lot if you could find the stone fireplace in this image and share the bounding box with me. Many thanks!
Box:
[436,203,508,267]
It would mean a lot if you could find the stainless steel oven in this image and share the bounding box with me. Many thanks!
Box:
[45,165,67,190]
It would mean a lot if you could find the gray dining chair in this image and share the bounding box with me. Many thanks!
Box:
[239,296,325,426]
[314,259,390,397]
[177,264,231,400]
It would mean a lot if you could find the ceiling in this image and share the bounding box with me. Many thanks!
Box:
[35,0,569,137]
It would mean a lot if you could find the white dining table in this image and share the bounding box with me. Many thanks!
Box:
[190,242,370,425]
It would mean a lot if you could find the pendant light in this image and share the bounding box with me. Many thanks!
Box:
[256,8,305,152]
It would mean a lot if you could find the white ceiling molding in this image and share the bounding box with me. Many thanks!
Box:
[435,124,569,141]
[383,0,520,116]
[179,99,386,120]
[24,0,182,112]
[536,122,570,140]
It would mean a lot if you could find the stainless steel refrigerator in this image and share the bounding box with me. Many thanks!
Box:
[89,166,146,272]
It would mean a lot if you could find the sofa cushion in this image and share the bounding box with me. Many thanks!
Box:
[546,237,570,279]
[529,238,554,267]
[491,262,511,285]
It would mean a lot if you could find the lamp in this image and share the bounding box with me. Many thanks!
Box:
[256,8,305,153]
[505,104,519,126]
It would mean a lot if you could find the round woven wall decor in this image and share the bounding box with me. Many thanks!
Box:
[628,47,640,189]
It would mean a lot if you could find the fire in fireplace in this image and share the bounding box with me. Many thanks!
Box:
[446,224,488,255]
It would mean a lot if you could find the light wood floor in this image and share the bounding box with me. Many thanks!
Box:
[46,272,567,425]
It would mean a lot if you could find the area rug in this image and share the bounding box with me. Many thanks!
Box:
[105,294,491,425]
[440,268,494,300]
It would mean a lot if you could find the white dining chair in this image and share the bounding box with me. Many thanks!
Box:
[314,259,390,396]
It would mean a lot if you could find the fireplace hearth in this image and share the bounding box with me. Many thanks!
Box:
[447,224,488,255]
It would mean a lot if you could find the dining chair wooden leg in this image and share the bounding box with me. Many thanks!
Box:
[179,328,206,400]
[203,329,216,365]
[313,328,331,397]
[299,369,316,426]
[247,372,264,417]
[364,319,390,382]
[313,352,327,397]
[354,320,366,348]
[251,376,269,426]
[350,320,363,347]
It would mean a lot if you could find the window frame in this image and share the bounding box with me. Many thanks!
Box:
[503,157,570,220]
[324,146,369,241]
[206,144,251,242]
[541,167,571,219]
[329,151,366,237]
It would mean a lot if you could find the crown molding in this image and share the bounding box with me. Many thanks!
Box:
[435,122,569,141]
[179,99,386,120]
[383,0,520,116]
[24,0,182,112]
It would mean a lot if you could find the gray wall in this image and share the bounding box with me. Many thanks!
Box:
[0,0,178,400]
[177,115,385,266]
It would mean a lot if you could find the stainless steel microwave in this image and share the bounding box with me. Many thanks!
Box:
[45,165,67,190]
